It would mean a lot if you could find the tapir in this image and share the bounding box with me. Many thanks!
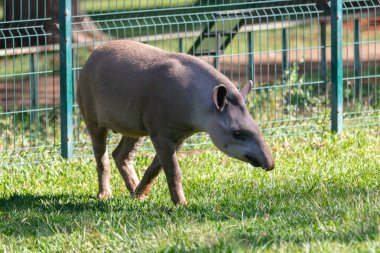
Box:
[77,40,274,205]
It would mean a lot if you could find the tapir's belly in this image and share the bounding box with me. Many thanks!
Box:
[97,111,148,137]
[93,85,149,137]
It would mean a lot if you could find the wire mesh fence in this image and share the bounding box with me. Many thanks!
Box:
[0,0,61,166]
[342,1,380,128]
[0,0,379,167]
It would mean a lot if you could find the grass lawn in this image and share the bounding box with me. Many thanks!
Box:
[0,129,380,252]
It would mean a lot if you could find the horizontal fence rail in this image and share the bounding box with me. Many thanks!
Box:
[0,0,379,167]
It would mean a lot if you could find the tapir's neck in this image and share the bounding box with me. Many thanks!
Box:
[169,53,235,134]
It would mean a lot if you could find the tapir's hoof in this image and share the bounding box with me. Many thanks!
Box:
[174,199,188,205]
[132,192,149,201]
[98,190,113,199]
[133,185,151,201]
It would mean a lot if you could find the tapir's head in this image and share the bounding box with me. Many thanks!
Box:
[206,80,274,171]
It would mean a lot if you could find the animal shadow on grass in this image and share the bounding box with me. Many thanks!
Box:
[0,184,378,247]
[0,193,138,237]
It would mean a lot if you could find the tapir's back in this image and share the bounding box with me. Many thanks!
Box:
[80,40,230,90]
[77,40,228,135]
[80,40,170,91]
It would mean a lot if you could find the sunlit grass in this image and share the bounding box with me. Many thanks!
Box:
[0,129,379,252]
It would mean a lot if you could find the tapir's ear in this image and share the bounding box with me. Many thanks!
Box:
[213,84,228,111]
[240,80,253,102]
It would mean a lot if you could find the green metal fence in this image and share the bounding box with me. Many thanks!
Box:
[1,0,379,166]
[342,1,380,128]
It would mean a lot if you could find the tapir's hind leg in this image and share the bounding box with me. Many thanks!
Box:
[112,136,144,194]
[88,126,112,199]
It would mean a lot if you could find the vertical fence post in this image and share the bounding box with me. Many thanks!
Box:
[282,28,288,77]
[59,0,73,158]
[248,31,255,83]
[320,20,327,92]
[331,0,343,133]
[354,18,362,108]
[179,38,184,53]
[29,53,38,124]
[214,33,220,70]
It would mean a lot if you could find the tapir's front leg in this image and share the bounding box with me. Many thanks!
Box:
[151,137,187,205]
[134,141,184,200]
[134,155,161,200]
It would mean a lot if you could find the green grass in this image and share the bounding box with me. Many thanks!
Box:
[1,129,379,252]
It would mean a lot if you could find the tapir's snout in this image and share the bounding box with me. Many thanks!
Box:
[244,145,275,171]
[263,156,275,171]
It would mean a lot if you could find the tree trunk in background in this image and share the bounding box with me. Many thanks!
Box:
[0,0,102,49]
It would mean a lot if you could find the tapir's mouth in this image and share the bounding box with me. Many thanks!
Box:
[244,155,273,171]
[244,155,262,168]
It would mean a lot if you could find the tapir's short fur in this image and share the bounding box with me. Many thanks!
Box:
[78,40,274,204]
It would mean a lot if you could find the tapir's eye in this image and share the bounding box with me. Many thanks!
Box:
[233,130,245,140]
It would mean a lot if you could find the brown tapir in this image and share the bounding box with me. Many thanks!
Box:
[77,40,274,205]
